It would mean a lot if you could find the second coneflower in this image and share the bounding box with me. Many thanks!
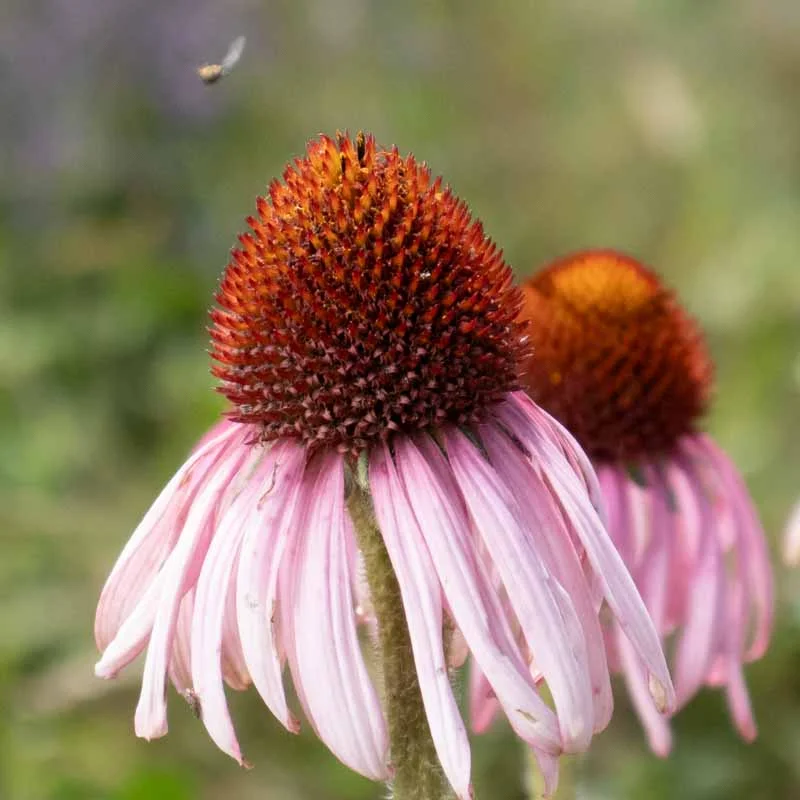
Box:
[474,249,772,756]
[94,138,673,800]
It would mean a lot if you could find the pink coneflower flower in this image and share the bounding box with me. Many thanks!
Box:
[94,138,672,799]
[475,249,772,757]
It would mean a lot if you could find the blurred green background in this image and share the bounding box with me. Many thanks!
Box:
[2,1,800,798]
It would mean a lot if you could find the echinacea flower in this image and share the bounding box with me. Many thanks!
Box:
[94,137,673,798]
[477,249,772,756]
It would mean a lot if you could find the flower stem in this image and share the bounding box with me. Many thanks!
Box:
[348,483,454,800]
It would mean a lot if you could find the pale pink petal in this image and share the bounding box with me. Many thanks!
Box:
[479,424,613,734]
[722,581,757,741]
[95,426,248,679]
[190,461,264,763]
[495,396,675,714]
[221,579,250,692]
[667,457,703,562]
[133,442,250,740]
[671,461,725,708]
[95,576,167,679]
[168,589,194,692]
[726,664,757,741]
[445,427,594,753]
[622,475,652,570]
[635,469,670,635]
[469,664,499,734]
[290,452,389,780]
[596,465,625,555]
[530,748,561,798]
[598,465,638,582]
[95,422,241,650]
[371,443,472,799]
[519,396,607,523]
[783,499,800,566]
[614,623,672,757]
[278,513,309,725]
[697,436,773,663]
[662,461,700,630]
[236,441,305,733]
[403,434,562,753]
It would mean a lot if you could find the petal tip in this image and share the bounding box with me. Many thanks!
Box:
[648,672,676,715]
[134,718,168,741]
[653,741,673,758]
[94,660,114,679]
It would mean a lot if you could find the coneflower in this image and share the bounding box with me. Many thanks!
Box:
[94,139,672,799]
[472,249,772,757]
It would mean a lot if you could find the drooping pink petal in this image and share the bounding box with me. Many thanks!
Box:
[236,440,305,733]
[278,509,309,727]
[722,581,757,741]
[289,452,389,780]
[696,435,773,663]
[402,434,562,753]
[671,460,725,708]
[445,427,594,753]
[95,575,168,680]
[133,442,251,740]
[518,396,607,523]
[596,465,625,557]
[95,426,250,680]
[480,423,614,735]
[614,623,672,757]
[95,422,241,651]
[530,748,561,799]
[469,664,500,734]
[621,475,652,570]
[168,589,194,692]
[661,460,699,631]
[598,466,639,599]
[634,468,670,636]
[370,443,472,799]
[726,663,757,742]
[667,456,703,562]
[221,578,251,692]
[495,395,675,714]
[190,457,266,764]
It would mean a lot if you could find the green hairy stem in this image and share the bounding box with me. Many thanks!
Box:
[348,481,455,800]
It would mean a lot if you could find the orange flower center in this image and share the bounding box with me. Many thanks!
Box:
[520,250,713,463]
[211,133,527,455]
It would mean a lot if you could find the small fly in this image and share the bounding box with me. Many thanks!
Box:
[197,36,246,84]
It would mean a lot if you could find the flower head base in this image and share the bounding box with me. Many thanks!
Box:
[520,249,713,463]
[484,249,773,756]
[94,145,674,800]
[211,133,527,455]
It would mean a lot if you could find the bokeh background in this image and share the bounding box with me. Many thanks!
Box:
[2,1,800,798]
